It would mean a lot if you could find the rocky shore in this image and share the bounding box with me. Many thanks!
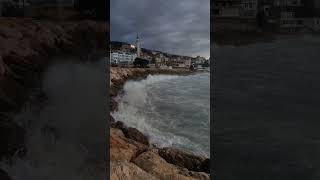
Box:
[0,18,107,162]
[110,67,210,180]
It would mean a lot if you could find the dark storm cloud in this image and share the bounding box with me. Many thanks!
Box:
[111,0,210,58]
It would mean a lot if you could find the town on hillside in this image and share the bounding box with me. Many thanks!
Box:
[212,0,320,33]
[110,34,210,71]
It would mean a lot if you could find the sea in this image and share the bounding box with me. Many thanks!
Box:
[112,72,210,157]
[213,35,320,180]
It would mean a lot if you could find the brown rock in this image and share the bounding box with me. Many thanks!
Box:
[133,151,206,180]
[110,128,138,161]
[158,148,207,173]
[110,161,158,180]
[123,127,149,146]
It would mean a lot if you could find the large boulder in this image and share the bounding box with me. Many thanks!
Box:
[158,148,208,173]
[110,128,138,161]
[110,161,158,180]
[123,127,149,146]
[133,151,209,180]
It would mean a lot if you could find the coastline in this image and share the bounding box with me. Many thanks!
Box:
[110,67,210,180]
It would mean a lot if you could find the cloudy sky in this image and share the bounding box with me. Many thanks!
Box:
[111,0,210,58]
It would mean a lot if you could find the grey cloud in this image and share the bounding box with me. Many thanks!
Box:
[111,0,210,58]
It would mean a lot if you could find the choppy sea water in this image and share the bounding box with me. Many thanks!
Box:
[213,36,320,180]
[113,73,210,157]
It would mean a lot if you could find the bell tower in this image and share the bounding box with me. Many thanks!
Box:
[136,34,141,58]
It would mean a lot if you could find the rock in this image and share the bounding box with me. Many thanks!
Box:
[0,115,26,159]
[158,148,207,173]
[110,98,118,111]
[200,158,210,174]
[110,128,138,161]
[111,161,158,180]
[0,56,10,76]
[178,168,210,180]
[123,127,149,146]
[110,114,115,124]
[111,121,125,129]
[133,151,206,180]
[0,168,12,180]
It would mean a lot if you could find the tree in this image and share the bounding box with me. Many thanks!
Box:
[134,58,149,68]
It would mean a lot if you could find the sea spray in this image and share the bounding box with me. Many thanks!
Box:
[113,73,210,157]
[0,59,108,180]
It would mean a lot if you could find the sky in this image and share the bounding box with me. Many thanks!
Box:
[111,0,210,58]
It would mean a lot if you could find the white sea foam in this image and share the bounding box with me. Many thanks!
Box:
[113,73,210,157]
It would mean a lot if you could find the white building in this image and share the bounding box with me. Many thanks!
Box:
[110,52,137,65]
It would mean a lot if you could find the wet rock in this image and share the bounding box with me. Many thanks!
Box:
[200,158,210,174]
[111,121,125,129]
[111,161,158,180]
[133,150,206,180]
[158,147,207,173]
[123,127,149,146]
[110,98,118,112]
[110,114,115,124]
[0,168,12,180]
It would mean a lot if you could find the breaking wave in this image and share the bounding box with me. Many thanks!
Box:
[112,73,210,157]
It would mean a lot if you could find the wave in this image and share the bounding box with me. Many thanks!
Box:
[113,74,210,157]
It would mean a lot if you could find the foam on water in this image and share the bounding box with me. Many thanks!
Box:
[113,73,210,157]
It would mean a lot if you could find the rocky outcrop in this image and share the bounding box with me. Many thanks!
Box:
[133,151,209,180]
[0,18,107,112]
[123,127,149,146]
[159,148,210,173]
[111,161,158,180]
[110,128,210,180]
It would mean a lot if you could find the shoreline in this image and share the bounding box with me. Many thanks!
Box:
[110,67,210,180]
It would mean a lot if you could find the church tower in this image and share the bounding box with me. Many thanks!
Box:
[136,34,141,58]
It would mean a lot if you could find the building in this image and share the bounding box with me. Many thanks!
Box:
[212,0,242,17]
[194,56,207,64]
[110,52,137,66]
[240,0,258,17]
[0,0,30,17]
[136,34,141,58]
